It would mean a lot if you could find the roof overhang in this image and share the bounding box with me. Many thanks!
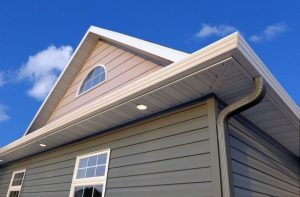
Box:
[1,32,299,165]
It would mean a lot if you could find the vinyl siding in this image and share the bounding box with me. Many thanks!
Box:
[0,101,216,197]
[47,40,163,123]
[228,118,300,197]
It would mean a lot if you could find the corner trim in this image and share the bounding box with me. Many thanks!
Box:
[207,97,222,197]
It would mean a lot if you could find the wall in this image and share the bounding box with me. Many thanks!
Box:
[228,117,300,196]
[47,40,163,123]
[0,100,221,197]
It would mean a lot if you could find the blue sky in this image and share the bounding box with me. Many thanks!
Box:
[0,0,299,147]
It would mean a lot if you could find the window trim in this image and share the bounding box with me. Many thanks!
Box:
[76,65,107,97]
[69,149,110,197]
[6,169,26,197]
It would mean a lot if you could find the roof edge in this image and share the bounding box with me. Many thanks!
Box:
[4,32,239,153]
[23,28,93,136]
[235,33,300,119]
[88,26,189,62]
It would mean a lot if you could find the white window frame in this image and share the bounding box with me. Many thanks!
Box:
[69,149,110,197]
[6,169,26,197]
[76,65,107,97]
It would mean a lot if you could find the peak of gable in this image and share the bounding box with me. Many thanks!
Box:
[25,26,189,135]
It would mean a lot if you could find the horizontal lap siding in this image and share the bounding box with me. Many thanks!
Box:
[47,40,163,123]
[228,119,300,197]
[0,102,214,197]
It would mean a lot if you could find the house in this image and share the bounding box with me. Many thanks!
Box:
[0,26,299,197]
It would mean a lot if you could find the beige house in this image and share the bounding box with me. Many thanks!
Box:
[0,26,299,197]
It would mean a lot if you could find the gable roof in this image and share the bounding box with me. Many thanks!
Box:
[24,26,189,135]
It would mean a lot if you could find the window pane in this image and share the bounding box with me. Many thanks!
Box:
[12,179,22,186]
[93,185,103,197]
[77,169,86,179]
[13,173,19,179]
[9,191,20,197]
[74,185,102,197]
[97,154,107,165]
[83,186,93,197]
[87,156,97,167]
[79,66,106,94]
[94,68,102,76]
[79,158,88,168]
[19,172,24,178]
[85,81,92,90]
[74,187,84,197]
[99,73,105,82]
[13,172,24,180]
[95,166,105,177]
[86,167,96,178]
[86,72,94,80]
[92,75,100,87]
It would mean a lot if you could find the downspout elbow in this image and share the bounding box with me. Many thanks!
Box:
[217,76,266,197]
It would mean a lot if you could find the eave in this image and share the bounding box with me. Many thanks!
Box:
[0,32,299,165]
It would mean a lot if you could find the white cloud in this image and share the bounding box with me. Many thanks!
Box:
[0,104,9,122]
[18,45,73,100]
[196,24,238,39]
[250,23,288,42]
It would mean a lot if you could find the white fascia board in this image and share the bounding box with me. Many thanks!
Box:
[89,26,189,62]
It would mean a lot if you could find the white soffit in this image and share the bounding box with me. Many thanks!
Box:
[1,32,299,165]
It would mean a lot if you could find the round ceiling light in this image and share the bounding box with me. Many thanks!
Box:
[137,104,147,110]
[39,143,47,147]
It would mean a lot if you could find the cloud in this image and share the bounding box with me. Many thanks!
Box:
[250,23,288,42]
[18,45,73,100]
[195,24,238,39]
[0,104,9,122]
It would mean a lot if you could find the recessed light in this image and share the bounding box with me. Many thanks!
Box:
[0,159,3,162]
[39,143,47,147]
[137,104,147,110]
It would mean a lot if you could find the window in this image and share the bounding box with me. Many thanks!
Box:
[79,66,106,95]
[6,170,26,197]
[69,149,110,197]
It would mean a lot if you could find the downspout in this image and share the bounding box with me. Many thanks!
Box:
[217,76,266,197]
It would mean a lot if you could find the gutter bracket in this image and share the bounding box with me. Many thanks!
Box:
[217,76,266,197]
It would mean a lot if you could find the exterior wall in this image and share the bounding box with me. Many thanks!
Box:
[47,40,163,123]
[0,100,221,197]
[228,118,300,196]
